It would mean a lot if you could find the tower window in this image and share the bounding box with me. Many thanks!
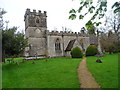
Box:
[55,38,61,51]
[36,18,39,24]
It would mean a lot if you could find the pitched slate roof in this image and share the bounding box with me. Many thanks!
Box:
[65,39,76,52]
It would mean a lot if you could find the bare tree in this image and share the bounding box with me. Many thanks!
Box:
[62,26,72,32]
[100,31,119,54]
[105,11,120,35]
[0,8,6,30]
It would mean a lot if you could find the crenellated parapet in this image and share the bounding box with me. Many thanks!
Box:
[24,8,47,20]
[46,30,88,36]
[24,9,47,29]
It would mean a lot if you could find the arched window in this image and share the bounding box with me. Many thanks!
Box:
[55,38,61,51]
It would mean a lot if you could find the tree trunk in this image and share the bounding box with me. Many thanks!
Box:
[2,50,5,63]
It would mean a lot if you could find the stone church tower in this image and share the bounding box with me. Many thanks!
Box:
[24,9,47,57]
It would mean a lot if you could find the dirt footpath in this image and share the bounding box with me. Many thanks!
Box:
[77,57,101,89]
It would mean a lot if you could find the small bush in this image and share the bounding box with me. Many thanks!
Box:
[86,45,98,56]
[70,46,83,58]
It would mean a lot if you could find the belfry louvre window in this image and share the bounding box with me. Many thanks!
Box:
[36,18,39,24]
[55,38,61,50]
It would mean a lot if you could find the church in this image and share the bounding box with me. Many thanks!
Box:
[24,9,100,58]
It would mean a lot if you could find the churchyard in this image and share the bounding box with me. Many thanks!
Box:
[1,0,120,89]
[2,53,119,88]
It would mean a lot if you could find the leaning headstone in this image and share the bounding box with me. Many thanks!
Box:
[35,53,38,60]
[96,59,102,63]
[7,60,11,63]
[11,58,14,63]
[16,61,19,65]
[22,58,26,63]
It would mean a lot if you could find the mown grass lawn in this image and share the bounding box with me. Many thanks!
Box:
[2,57,81,88]
[87,53,119,88]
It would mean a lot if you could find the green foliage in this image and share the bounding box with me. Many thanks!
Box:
[69,9,76,20]
[86,45,98,56]
[104,8,107,12]
[112,2,119,8]
[69,9,76,13]
[88,6,95,13]
[69,0,120,31]
[78,6,83,13]
[69,14,76,20]
[85,20,96,34]
[112,1,120,13]
[69,1,108,27]
[79,15,84,19]
[80,1,83,5]
[114,7,120,13]
[96,22,102,26]
[100,2,107,7]
[2,27,28,57]
[71,46,83,58]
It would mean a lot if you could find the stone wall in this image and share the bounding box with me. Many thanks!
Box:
[25,27,47,38]
[46,30,90,57]
[28,38,46,56]
[47,35,63,57]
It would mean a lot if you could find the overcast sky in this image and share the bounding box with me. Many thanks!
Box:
[0,0,119,32]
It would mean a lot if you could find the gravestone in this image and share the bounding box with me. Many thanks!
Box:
[16,61,19,65]
[96,59,102,63]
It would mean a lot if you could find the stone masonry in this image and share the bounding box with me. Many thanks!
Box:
[24,9,100,57]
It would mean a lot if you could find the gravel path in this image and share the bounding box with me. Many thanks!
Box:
[77,57,101,89]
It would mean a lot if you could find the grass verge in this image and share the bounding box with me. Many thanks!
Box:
[87,53,119,88]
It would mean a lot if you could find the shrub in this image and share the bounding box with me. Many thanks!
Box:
[86,45,98,56]
[70,46,83,58]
